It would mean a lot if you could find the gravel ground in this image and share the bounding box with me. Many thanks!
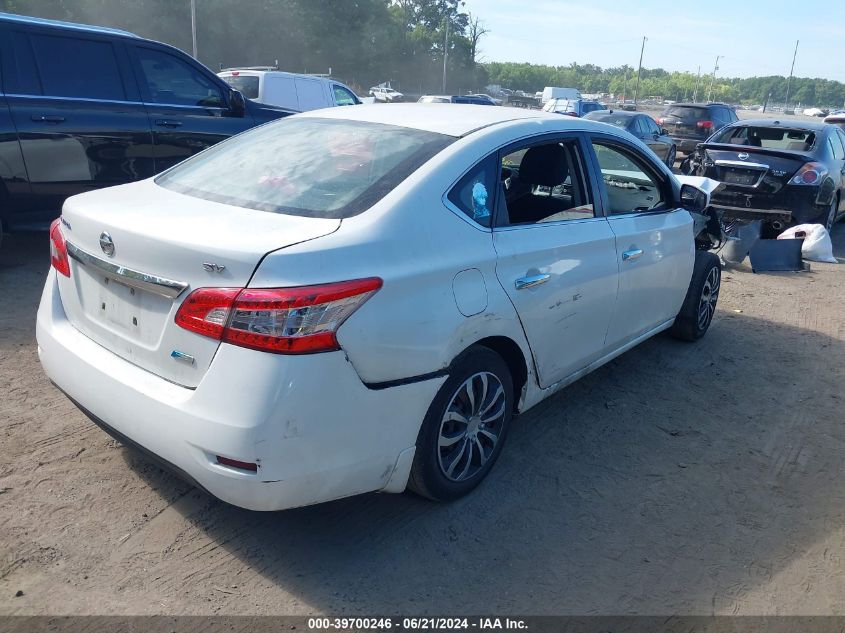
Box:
[1,225,844,616]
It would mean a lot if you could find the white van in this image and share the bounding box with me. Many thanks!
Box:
[541,86,581,104]
[218,69,361,112]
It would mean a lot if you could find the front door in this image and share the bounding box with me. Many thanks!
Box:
[492,134,619,388]
[129,44,253,172]
[587,137,694,349]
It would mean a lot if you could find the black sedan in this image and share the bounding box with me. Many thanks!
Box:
[684,119,845,233]
[584,110,676,167]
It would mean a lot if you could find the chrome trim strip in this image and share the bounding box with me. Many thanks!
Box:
[66,242,188,299]
[714,160,770,169]
[6,93,227,111]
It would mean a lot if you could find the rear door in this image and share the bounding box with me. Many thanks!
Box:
[5,26,154,224]
[491,133,619,388]
[129,43,253,172]
[586,135,693,348]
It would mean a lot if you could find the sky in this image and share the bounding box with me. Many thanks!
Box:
[461,0,845,82]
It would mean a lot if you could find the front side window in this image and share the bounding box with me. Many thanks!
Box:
[136,47,224,107]
[333,85,358,106]
[157,118,453,219]
[28,33,125,100]
[446,156,497,227]
[591,141,666,215]
[499,139,593,225]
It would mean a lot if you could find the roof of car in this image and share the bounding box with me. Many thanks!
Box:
[589,110,638,118]
[297,103,568,136]
[0,11,138,38]
[730,118,833,132]
[667,102,730,108]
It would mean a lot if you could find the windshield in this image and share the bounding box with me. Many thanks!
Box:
[156,118,453,219]
[711,125,817,151]
[221,75,259,99]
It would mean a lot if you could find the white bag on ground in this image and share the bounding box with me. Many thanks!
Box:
[777,224,837,263]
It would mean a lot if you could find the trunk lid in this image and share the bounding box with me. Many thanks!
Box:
[57,179,340,388]
[697,144,810,193]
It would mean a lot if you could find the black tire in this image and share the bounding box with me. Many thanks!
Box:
[670,251,722,342]
[408,346,514,502]
[665,145,676,168]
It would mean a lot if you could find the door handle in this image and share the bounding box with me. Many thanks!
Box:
[622,249,644,262]
[32,115,65,123]
[155,119,183,128]
[514,273,550,290]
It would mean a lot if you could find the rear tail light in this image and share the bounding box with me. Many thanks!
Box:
[656,118,665,125]
[696,120,714,129]
[49,218,70,277]
[790,162,828,186]
[174,277,382,354]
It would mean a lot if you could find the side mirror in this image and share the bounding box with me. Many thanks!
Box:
[680,184,708,213]
[229,89,246,117]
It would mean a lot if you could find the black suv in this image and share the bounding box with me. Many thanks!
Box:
[657,102,739,156]
[0,12,292,238]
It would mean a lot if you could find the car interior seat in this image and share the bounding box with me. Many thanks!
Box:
[506,144,571,223]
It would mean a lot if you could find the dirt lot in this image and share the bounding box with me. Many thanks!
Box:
[1,226,844,616]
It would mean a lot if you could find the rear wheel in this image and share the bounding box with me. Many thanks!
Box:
[408,346,514,501]
[670,251,721,341]
[665,145,676,168]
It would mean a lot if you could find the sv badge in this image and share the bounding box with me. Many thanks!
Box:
[202,262,226,273]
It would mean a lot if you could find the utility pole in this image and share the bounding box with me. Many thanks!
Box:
[692,66,701,102]
[707,55,721,102]
[190,0,198,59]
[441,19,449,94]
[784,40,799,113]
[633,36,647,107]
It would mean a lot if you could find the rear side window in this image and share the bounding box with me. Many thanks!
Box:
[156,118,453,219]
[11,32,41,95]
[828,134,844,160]
[447,155,497,227]
[221,75,258,99]
[28,33,125,100]
[136,47,223,107]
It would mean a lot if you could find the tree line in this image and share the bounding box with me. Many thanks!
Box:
[485,62,845,108]
[3,0,844,107]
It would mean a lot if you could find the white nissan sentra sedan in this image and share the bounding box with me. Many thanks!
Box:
[37,105,722,511]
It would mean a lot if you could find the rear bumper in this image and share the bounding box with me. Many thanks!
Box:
[36,270,445,511]
[710,186,831,226]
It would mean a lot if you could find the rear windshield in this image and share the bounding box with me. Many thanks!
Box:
[662,106,708,119]
[156,118,453,219]
[711,126,817,151]
[221,75,259,99]
[587,114,630,128]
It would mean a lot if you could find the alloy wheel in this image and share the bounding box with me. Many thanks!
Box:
[698,266,720,331]
[437,372,507,482]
